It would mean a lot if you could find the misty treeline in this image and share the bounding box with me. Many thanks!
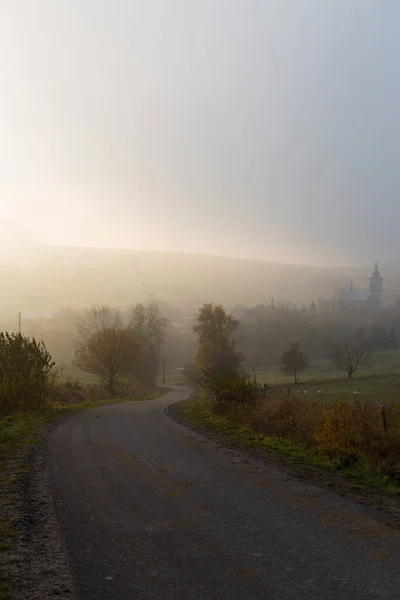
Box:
[6,293,400,381]
[233,299,400,369]
[187,297,400,410]
[7,301,196,378]
[3,290,399,414]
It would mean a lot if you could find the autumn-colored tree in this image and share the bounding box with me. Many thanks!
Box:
[74,328,140,394]
[280,341,308,384]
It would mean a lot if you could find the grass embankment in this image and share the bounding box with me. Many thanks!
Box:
[0,386,167,599]
[180,377,400,496]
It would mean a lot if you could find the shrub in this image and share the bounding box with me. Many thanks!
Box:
[212,386,400,485]
[0,332,56,414]
[199,367,259,414]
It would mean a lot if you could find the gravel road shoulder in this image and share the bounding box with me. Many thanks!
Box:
[1,420,76,600]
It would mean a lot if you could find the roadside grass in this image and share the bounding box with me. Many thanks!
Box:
[0,386,167,599]
[180,393,400,495]
[0,385,167,462]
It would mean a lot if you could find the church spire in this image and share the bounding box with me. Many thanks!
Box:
[372,261,380,277]
[369,261,383,299]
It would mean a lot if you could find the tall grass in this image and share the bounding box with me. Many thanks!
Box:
[219,390,400,486]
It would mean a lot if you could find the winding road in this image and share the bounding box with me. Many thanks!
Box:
[50,386,400,599]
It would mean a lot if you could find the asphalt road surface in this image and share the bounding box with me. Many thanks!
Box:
[50,386,400,599]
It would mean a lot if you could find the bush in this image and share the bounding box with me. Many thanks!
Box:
[199,367,259,414]
[0,332,56,414]
[215,387,400,485]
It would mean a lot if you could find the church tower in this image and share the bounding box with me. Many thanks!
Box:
[368,262,383,309]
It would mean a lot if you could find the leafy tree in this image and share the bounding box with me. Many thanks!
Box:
[128,301,167,386]
[74,328,140,394]
[280,342,308,384]
[0,332,56,413]
[77,304,123,341]
[193,303,241,371]
[333,342,370,379]
[129,301,167,345]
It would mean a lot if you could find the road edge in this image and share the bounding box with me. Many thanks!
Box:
[167,396,400,524]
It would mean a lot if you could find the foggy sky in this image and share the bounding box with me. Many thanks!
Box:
[2,1,400,266]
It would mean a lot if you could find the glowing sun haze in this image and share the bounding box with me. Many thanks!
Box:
[2,1,400,266]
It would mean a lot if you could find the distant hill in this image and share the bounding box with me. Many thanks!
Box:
[1,245,400,313]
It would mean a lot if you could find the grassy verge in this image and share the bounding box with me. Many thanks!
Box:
[179,393,400,495]
[0,386,167,599]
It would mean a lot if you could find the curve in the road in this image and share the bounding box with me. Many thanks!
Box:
[49,386,400,599]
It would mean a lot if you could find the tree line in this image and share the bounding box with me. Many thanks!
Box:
[0,296,383,415]
[233,300,398,370]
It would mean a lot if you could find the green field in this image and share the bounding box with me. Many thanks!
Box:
[254,349,400,384]
[160,350,400,403]
[262,373,400,404]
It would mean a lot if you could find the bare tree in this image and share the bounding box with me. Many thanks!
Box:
[77,304,123,342]
[74,328,139,394]
[334,342,370,379]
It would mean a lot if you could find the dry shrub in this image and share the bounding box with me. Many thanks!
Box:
[221,388,400,483]
[49,380,109,405]
[199,367,258,415]
[49,383,86,405]
[249,392,323,445]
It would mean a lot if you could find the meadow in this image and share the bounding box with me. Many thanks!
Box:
[163,349,400,398]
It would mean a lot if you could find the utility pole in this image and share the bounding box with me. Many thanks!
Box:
[18,312,22,334]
